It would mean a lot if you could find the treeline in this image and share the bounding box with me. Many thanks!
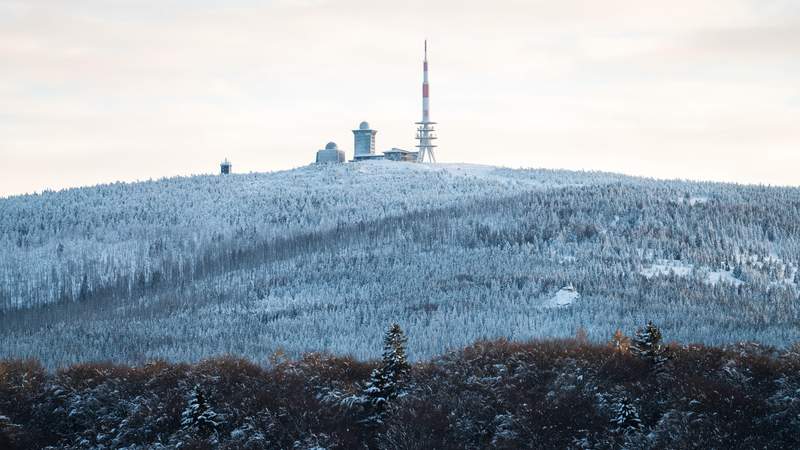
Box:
[2,324,800,449]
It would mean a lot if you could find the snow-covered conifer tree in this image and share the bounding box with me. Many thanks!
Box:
[361,367,390,427]
[360,323,410,427]
[611,397,642,432]
[382,323,410,390]
[733,263,745,280]
[631,321,667,366]
[180,384,220,436]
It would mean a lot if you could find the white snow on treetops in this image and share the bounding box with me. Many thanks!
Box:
[1,161,799,367]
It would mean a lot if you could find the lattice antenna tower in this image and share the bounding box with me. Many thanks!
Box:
[416,40,437,163]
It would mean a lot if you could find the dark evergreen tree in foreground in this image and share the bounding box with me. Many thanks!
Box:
[381,323,410,390]
[180,384,220,437]
[631,321,668,366]
[611,397,643,432]
[0,414,21,449]
[360,323,410,427]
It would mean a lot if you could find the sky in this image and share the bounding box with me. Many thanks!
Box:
[1,0,799,196]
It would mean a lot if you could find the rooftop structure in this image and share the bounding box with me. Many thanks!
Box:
[352,121,378,160]
[315,142,346,164]
[220,158,232,175]
[383,148,418,162]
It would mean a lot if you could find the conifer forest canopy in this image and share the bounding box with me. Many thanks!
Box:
[1,162,799,368]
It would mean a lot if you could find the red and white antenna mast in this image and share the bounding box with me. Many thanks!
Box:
[416,39,437,162]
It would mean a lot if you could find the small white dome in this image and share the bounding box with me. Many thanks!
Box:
[359,121,370,130]
[325,142,338,150]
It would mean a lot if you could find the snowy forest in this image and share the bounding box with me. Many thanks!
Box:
[1,162,800,368]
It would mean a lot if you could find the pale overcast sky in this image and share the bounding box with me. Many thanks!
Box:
[1,0,799,196]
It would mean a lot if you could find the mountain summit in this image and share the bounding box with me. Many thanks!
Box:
[1,162,799,367]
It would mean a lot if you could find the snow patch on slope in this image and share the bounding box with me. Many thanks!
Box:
[640,260,693,278]
[640,259,744,286]
[705,270,744,287]
[542,285,580,308]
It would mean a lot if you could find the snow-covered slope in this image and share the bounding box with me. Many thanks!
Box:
[1,162,799,367]
[0,162,625,311]
[542,285,581,308]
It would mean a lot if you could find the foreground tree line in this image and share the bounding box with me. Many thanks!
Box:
[2,323,800,449]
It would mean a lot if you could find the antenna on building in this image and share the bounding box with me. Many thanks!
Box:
[416,39,437,163]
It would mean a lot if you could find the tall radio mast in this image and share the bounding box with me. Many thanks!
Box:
[415,40,437,163]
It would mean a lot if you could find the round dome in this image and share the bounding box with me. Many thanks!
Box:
[359,121,370,130]
[325,142,338,150]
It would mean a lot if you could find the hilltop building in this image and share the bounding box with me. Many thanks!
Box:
[313,41,435,165]
[384,148,418,162]
[352,121,380,161]
[316,142,346,163]
[314,121,418,164]
[220,158,232,175]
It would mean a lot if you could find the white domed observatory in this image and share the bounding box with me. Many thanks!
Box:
[315,141,346,164]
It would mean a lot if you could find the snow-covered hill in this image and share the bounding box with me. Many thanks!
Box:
[1,162,799,367]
